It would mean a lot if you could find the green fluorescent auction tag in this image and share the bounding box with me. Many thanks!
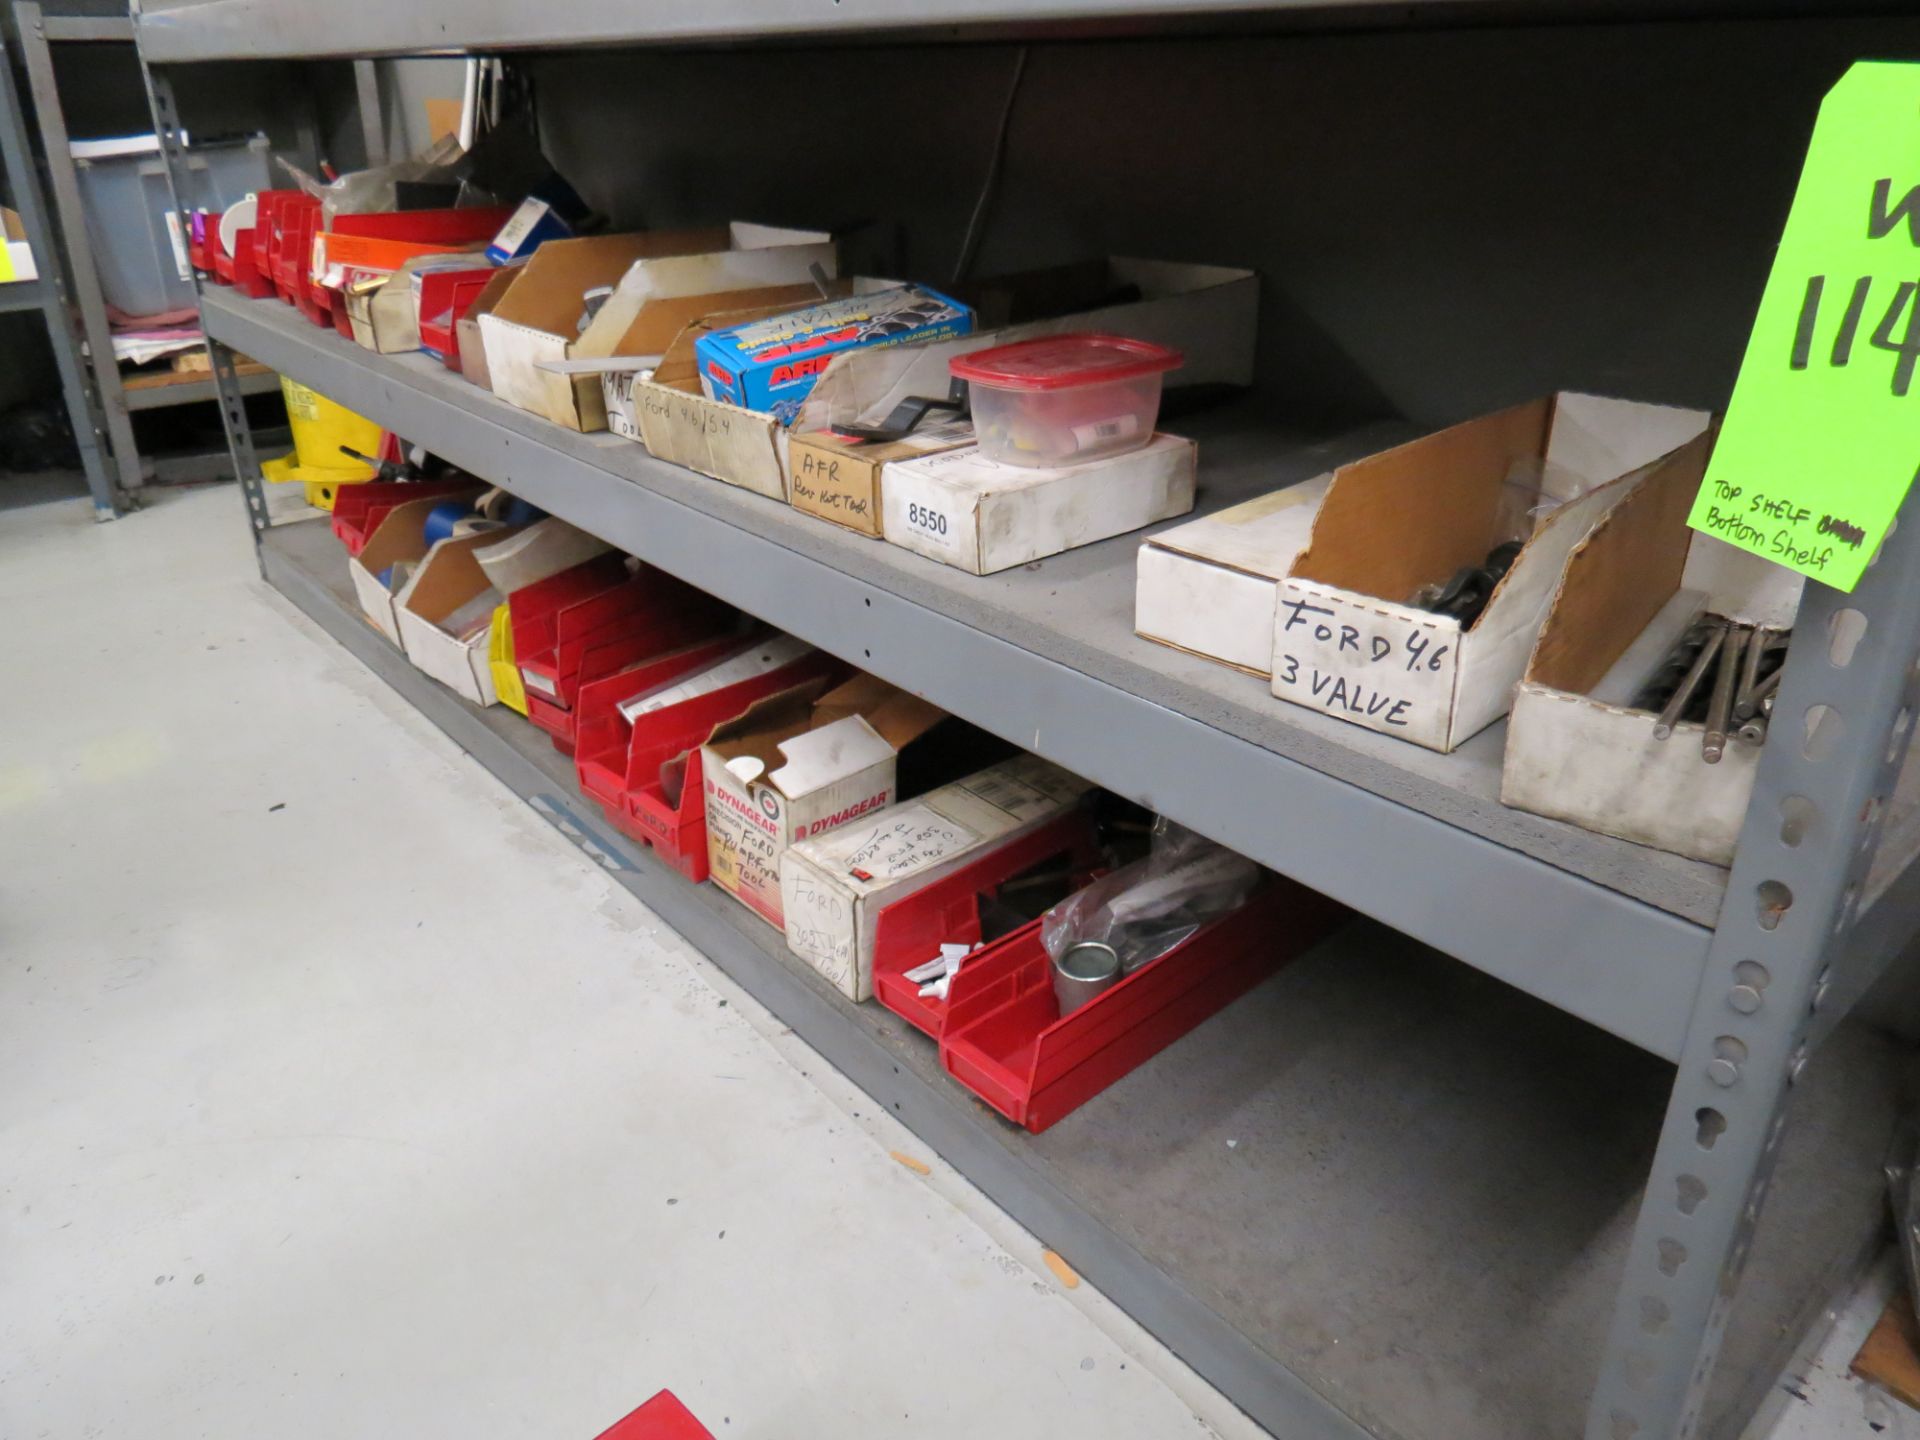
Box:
[1690,61,1920,593]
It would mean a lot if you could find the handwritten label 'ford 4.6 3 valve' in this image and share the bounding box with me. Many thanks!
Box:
[1272,591,1456,748]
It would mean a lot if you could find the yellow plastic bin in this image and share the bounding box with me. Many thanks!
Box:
[488,603,529,716]
[261,378,382,510]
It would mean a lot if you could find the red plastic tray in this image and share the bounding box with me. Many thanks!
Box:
[939,880,1345,1132]
[871,810,1102,1039]
[574,643,849,883]
[329,480,483,556]
[512,559,737,755]
[592,1391,715,1440]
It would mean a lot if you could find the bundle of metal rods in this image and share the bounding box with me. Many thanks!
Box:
[1629,616,1790,763]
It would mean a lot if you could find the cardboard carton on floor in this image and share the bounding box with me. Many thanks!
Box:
[349,496,450,643]
[882,433,1197,575]
[479,228,735,430]
[458,265,522,390]
[1134,477,1332,675]
[785,258,1256,538]
[703,675,946,929]
[781,755,1094,1001]
[1500,433,1803,864]
[1271,393,1711,753]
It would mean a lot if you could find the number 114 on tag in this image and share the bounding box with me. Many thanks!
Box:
[1689,61,1920,592]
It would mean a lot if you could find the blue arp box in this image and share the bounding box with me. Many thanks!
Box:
[693,285,974,423]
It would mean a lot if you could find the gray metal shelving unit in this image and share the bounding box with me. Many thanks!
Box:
[136,7,1920,1440]
[1,13,113,515]
[10,3,299,503]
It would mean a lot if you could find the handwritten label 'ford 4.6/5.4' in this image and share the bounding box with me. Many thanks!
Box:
[1271,591,1457,748]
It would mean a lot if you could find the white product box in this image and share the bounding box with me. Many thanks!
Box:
[882,433,1197,575]
[1134,477,1331,675]
[1271,393,1711,753]
[702,677,946,928]
[1501,433,1803,864]
[780,756,1093,1001]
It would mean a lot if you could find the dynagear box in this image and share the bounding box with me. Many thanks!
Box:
[1500,432,1803,864]
[1270,393,1710,752]
[1134,477,1332,675]
[703,676,946,929]
[883,434,1197,575]
[780,755,1093,1002]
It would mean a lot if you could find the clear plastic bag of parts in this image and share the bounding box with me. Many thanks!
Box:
[1040,817,1262,975]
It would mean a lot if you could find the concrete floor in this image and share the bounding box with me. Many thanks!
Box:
[0,482,1907,1440]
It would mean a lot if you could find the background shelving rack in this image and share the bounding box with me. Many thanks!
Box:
[133,6,1920,1438]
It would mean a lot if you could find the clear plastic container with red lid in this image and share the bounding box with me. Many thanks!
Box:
[951,332,1184,468]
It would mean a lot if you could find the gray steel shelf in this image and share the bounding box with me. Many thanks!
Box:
[204,284,1739,1061]
[258,510,1906,1440]
[0,275,49,312]
[132,0,1918,62]
[122,366,278,411]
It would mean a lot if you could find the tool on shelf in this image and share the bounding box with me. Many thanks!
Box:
[1632,616,1793,758]
[1408,538,1524,626]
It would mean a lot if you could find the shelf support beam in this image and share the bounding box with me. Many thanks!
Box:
[1586,496,1920,1439]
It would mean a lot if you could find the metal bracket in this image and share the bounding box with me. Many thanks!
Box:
[1586,498,1920,1439]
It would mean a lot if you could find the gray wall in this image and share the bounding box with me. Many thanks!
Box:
[530,17,1920,430]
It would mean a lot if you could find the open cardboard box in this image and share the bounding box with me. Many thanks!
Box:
[478,229,730,428]
[1501,432,1803,864]
[573,222,835,366]
[480,225,832,431]
[625,282,901,501]
[1270,393,1711,752]
[458,265,522,390]
[702,674,947,929]
[780,755,1094,1002]
[349,496,450,643]
[394,526,534,705]
[882,433,1198,575]
[785,258,1256,536]
[1135,477,1333,676]
[554,280,844,444]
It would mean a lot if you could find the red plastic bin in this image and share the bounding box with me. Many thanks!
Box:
[222,224,270,296]
[512,557,738,755]
[310,207,514,329]
[330,480,482,556]
[574,643,849,883]
[939,880,1345,1133]
[417,265,498,367]
[871,810,1102,1039]
[593,1391,715,1440]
